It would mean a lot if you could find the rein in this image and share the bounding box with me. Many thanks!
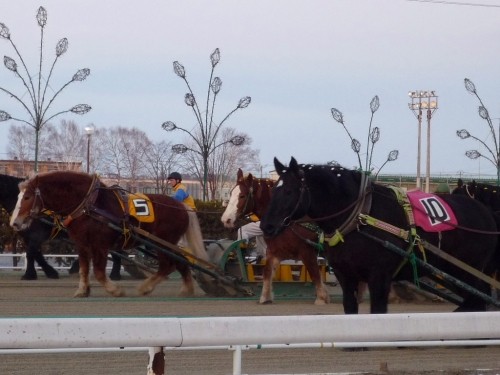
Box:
[62,174,101,227]
[27,174,101,227]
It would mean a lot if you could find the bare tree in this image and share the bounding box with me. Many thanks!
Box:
[179,127,259,200]
[98,126,151,190]
[45,120,84,162]
[142,140,179,194]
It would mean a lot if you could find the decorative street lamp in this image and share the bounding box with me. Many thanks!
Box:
[456,78,500,185]
[168,133,246,201]
[0,7,91,172]
[161,48,251,201]
[408,91,438,193]
[84,126,94,173]
[330,95,398,176]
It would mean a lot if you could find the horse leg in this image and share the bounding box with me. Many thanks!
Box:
[176,261,195,297]
[33,249,59,279]
[259,256,279,304]
[367,276,392,314]
[74,250,91,298]
[109,252,122,281]
[301,253,329,305]
[137,254,175,296]
[336,273,359,314]
[21,246,38,280]
[92,248,124,297]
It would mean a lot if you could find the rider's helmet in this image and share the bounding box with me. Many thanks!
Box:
[167,172,182,181]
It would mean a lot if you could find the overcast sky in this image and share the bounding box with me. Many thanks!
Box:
[0,0,499,178]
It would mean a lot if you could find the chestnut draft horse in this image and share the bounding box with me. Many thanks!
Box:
[221,169,329,305]
[0,173,127,281]
[10,171,209,298]
[261,157,499,314]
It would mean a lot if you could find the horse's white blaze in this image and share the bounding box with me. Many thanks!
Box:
[9,189,25,229]
[221,186,241,228]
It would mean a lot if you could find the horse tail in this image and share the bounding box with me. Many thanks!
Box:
[184,205,209,262]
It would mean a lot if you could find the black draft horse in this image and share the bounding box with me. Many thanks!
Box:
[0,174,123,280]
[0,174,60,280]
[261,157,499,314]
[452,179,500,284]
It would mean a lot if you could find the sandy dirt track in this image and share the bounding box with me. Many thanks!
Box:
[1,270,500,375]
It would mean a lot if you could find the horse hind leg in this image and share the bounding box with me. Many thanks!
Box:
[259,256,279,304]
[137,255,187,297]
[177,261,195,297]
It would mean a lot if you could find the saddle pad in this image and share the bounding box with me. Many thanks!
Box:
[407,190,457,232]
[127,192,155,223]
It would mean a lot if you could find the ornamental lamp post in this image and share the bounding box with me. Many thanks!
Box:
[170,134,245,201]
[456,78,500,185]
[161,48,251,201]
[408,90,438,193]
[0,7,91,173]
[84,126,94,173]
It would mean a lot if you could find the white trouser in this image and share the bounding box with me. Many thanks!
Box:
[238,222,267,257]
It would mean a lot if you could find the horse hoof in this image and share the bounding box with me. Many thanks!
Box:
[45,272,59,279]
[21,274,37,281]
[259,299,273,305]
[73,288,90,298]
[138,288,152,296]
[73,291,90,298]
[314,299,328,305]
[109,274,121,281]
[111,289,125,297]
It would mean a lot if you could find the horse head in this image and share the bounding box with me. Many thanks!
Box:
[10,172,97,232]
[10,176,43,231]
[260,157,308,237]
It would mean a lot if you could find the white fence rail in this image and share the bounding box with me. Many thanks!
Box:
[1,312,500,375]
[0,253,78,271]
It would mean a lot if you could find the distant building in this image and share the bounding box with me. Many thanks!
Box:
[0,159,82,177]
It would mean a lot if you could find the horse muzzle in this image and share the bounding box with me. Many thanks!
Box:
[10,215,32,232]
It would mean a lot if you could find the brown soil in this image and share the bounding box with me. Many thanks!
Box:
[0,271,499,375]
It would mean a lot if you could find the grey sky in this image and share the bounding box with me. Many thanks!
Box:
[0,0,499,177]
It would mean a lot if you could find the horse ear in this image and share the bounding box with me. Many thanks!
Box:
[247,173,254,184]
[237,168,244,181]
[289,157,299,174]
[273,157,286,176]
[457,178,463,187]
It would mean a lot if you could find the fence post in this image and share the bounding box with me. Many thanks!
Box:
[231,345,242,375]
[146,346,164,375]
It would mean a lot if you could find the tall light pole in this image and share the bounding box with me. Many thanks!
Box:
[0,7,91,173]
[84,126,94,173]
[408,91,438,192]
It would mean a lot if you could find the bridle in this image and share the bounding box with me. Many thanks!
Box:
[21,174,101,227]
[237,183,255,221]
[279,171,311,229]
[277,170,372,238]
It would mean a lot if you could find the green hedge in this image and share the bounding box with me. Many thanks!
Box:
[195,200,236,240]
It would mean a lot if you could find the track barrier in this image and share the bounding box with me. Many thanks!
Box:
[1,312,500,375]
